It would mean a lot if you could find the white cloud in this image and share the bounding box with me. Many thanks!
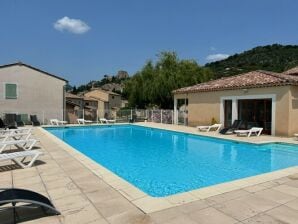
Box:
[206,53,229,62]
[54,16,90,34]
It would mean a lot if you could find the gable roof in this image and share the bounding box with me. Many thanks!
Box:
[66,99,81,107]
[173,70,298,94]
[85,95,108,102]
[65,92,83,99]
[89,88,120,96]
[83,96,98,102]
[0,62,68,82]
[66,93,98,103]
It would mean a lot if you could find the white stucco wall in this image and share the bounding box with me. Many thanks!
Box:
[0,64,67,124]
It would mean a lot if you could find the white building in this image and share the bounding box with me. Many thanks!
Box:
[0,62,67,124]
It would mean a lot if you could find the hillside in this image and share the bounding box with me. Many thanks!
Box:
[70,44,298,108]
[205,44,298,78]
[71,70,129,95]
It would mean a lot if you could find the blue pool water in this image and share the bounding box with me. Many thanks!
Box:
[46,125,298,197]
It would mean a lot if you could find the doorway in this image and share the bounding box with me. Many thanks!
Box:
[224,100,232,127]
[237,99,272,134]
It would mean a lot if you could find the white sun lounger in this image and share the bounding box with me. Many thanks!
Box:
[234,127,263,137]
[0,132,32,142]
[0,150,43,168]
[294,133,298,140]
[197,124,222,132]
[99,118,116,124]
[77,119,93,125]
[0,139,38,153]
[0,128,32,135]
[50,119,68,126]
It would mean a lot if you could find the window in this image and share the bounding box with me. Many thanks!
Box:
[5,83,17,99]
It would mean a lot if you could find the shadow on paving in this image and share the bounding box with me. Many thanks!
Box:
[0,204,59,224]
[0,160,46,172]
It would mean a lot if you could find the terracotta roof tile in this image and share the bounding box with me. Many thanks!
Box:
[83,96,98,102]
[65,92,83,99]
[86,95,108,102]
[173,70,298,94]
[66,99,81,107]
[89,88,120,96]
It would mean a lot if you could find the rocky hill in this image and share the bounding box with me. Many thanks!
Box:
[71,70,129,94]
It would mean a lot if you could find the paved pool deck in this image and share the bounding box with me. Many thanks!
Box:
[0,123,298,224]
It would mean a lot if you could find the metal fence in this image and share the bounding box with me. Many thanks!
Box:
[0,109,187,125]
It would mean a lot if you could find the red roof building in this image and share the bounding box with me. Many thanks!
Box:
[173,68,298,136]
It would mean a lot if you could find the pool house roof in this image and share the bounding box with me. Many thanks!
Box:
[173,70,298,94]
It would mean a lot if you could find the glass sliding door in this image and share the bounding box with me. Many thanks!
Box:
[237,99,272,134]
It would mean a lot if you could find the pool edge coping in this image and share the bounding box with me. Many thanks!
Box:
[38,125,298,214]
[133,123,298,146]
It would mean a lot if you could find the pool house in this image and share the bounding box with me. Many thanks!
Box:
[173,68,298,136]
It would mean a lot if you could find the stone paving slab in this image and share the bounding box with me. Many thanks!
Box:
[41,123,298,214]
[0,124,297,223]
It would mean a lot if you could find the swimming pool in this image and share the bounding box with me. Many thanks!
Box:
[46,125,298,197]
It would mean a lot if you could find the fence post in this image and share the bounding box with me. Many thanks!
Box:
[96,109,99,123]
[151,110,153,122]
[172,110,174,124]
[161,110,163,123]
[174,98,177,125]
[83,108,85,120]
[130,109,133,120]
[115,109,117,122]
[42,111,45,125]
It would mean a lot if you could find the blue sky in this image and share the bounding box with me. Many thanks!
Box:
[0,0,297,85]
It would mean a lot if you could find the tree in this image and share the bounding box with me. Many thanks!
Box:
[124,52,214,109]
[72,86,77,94]
[65,84,73,92]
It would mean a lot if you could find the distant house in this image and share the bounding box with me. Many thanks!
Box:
[0,62,67,124]
[65,92,98,123]
[65,93,83,123]
[173,67,298,136]
[84,89,122,118]
[121,99,129,108]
